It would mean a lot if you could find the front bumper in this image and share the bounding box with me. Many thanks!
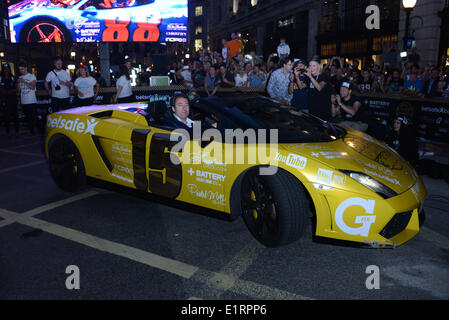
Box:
[312,177,427,248]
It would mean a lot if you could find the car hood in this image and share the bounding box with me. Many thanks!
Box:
[281,131,417,195]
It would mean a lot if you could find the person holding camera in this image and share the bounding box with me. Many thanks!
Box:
[331,82,368,132]
[288,59,309,111]
[44,57,72,112]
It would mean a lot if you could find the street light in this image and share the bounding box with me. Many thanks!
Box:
[402,0,417,51]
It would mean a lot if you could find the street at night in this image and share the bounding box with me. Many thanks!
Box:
[1,0,449,307]
[0,133,448,300]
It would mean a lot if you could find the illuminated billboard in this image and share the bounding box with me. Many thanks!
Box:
[7,0,188,43]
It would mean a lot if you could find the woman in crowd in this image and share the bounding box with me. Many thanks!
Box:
[74,65,99,107]
[306,57,332,121]
[235,66,248,87]
[386,116,418,165]
[114,64,134,103]
[0,63,18,137]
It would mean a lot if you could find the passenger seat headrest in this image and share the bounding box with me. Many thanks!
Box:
[148,100,168,123]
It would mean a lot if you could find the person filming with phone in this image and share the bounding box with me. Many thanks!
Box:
[288,59,309,112]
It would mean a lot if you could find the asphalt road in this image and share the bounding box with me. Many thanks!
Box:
[1,133,449,300]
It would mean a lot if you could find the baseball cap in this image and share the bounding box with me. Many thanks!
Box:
[341,82,352,89]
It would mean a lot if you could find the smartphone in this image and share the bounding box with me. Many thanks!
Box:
[273,53,278,57]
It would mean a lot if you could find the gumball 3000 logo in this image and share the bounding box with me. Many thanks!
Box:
[335,198,376,237]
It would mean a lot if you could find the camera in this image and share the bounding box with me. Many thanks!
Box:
[54,85,61,91]
[299,68,307,73]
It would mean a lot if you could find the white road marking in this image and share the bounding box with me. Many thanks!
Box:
[20,190,100,219]
[0,200,312,299]
[0,160,46,174]
[0,191,99,228]
[0,208,199,279]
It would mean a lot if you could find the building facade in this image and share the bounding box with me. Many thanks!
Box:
[208,0,320,60]
[188,0,209,54]
[206,0,448,68]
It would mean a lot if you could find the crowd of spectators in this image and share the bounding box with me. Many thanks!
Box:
[161,36,449,164]
[1,33,449,157]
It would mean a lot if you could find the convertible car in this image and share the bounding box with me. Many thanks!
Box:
[45,95,427,248]
[8,0,187,43]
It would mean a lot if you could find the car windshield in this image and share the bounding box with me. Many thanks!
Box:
[226,97,345,143]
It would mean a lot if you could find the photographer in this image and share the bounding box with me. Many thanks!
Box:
[288,59,309,111]
[44,57,72,112]
[332,82,368,132]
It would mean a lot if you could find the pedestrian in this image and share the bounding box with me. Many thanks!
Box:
[204,66,219,96]
[276,38,290,60]
[221,38,230,62]
[0,63,19,137]
[306,56,332,121]
[334,82,368,132]
[358,69,373,92]
[288,59,309,111]
[423,66,441,98]
[180,64,194,88]
[267,57,293,105]
[44,57,72,113]
[74,65,99,107]
[216,64,235,88]
[17,61,38,136]
[235,66,248,87]
[384,69,404,93]
[403,71,423,96]
[386,116,418,165]
[113,64,134,103]
[248,64,267,88]
[226,32,243,60]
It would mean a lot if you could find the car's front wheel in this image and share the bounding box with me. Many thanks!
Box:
[241,169,309,247]
[48,135,86,192]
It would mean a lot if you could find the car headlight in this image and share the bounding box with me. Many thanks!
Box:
[339,170,397,199]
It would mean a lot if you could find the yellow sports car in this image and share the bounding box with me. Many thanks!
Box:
[45,95,426,248]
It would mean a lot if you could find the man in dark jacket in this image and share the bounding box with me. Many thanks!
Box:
[423,67,441,98]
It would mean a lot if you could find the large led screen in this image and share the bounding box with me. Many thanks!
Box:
[7,0,188,43]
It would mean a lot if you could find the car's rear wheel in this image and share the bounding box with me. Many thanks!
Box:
[48,135,86,192]
[241,169,308,247]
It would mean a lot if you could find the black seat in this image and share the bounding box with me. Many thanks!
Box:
[147,100,169,125]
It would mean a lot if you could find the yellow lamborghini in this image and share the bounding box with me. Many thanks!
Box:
[45,95,426,248]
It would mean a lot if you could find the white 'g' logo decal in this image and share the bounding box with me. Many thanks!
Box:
[335,198,376,237]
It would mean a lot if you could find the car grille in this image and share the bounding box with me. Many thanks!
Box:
[379,211,413,239]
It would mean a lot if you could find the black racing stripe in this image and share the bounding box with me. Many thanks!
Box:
[131,129,151,191]
[92,135,113,172]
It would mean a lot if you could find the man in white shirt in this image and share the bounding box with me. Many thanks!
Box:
[17,61,38,135]
[44,57,72,112]
[277,38,290,60]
